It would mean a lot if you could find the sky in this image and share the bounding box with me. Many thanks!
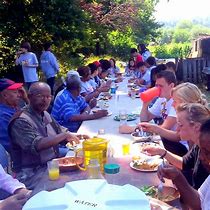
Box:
[155,0,210,21]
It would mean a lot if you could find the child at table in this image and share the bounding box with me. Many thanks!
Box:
[135,61,151,87]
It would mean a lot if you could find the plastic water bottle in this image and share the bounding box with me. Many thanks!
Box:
[87,159,102,179]
[110,82,116,94]
[104,164,120,185]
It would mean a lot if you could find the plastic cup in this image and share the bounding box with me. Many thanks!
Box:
[130,90,136,99]
[47,160,60,180]
[140,87,160,102]
[122,141,130,155]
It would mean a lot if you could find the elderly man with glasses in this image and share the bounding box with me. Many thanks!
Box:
[8,82,80,190]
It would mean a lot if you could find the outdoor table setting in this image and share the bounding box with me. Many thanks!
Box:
[23,76,181,210]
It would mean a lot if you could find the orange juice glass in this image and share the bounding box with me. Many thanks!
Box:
[122,141,130,155]
[47,160,60,180]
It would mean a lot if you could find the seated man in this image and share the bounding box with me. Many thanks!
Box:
[158,118,210,210]
[0,78,28,153]
[120,71,188,156]
[0,163,31,209]
[52,75,108,132]
[9,82,79,189]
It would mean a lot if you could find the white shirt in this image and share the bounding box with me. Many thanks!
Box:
[198,175,210,210]
[141,70,151,86]
[149,98,176,118]
[0,165,25,194]
[80,81,94,94]
[149,97,177,131]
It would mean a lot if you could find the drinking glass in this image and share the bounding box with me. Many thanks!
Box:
[47,159,60,180]
[119,109,128,124]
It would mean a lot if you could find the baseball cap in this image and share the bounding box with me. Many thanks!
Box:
[0,79,23,92]
[93,61,101,68]
[67,70,81,79]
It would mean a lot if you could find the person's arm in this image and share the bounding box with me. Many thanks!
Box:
[0,165,26,194]
[69,110,108,121]
[140,101,156,122]
[10,119,79,153]
[82,90,100,102]
[158,164,201,210]
[140,122,180,141]
[142,145,183,169]
[160,116,177,130]
[0,193,29,210]
[50,53,59,72]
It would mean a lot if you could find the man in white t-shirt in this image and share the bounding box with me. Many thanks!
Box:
[158,119,210,210]
[140,71,188,156]
[140,70,176,130]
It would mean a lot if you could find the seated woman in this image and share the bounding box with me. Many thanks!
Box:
[108,58,120,76]
[125,58,136,76]
[137,43,152,62]
[157,118,210,210]
[143,103,210,189]
[77,66,103,103]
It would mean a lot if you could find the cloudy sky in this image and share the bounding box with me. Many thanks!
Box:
[155,0,210,21]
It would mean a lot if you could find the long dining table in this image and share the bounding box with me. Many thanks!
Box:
[32,77,181,209]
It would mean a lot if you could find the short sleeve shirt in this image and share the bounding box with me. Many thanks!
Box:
[198,175,210,210]
[16,52,39,82]
[149,98,176,119]
[80,81,94,94]
[52,89,88,132]
[141,70,151,85]
[183,145,209,189]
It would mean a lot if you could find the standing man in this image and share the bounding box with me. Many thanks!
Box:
[40,42,59,95]
[15,42,39,89]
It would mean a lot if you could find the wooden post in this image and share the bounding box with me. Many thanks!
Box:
[182,59,188,82]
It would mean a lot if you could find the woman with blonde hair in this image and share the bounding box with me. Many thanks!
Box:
[143,103,210,189]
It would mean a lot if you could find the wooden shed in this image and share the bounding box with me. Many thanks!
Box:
[191,35,210,58]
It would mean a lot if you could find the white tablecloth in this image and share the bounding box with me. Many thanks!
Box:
[77,77,143,157]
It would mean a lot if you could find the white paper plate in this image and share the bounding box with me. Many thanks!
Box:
[130,157,162,172]
[23,179,150,210]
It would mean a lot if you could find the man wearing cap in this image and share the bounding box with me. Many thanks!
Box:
[8,82,80,189]
[0,78,27,152]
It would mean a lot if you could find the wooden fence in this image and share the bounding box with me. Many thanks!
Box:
[177,58,210,84]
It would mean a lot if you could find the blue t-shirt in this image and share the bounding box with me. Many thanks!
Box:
[0,104,16,152]
[16,52,39,82]
[40,51,59,79]
[51,89,88,132]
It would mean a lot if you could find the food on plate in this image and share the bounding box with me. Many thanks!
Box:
[56,157,83,171]
[114,114,137,121]
[140,186,180,203]
[132,156,160,171]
